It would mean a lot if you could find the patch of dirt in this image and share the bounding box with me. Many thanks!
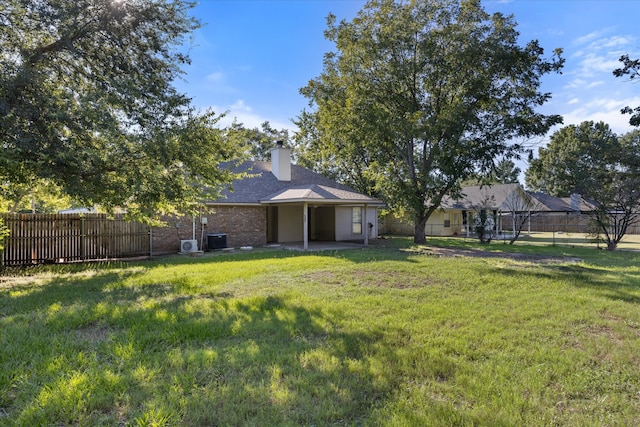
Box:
[302,269,437,289]
[75,324,112,343]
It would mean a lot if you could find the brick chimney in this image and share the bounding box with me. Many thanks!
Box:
[271,141,291,181]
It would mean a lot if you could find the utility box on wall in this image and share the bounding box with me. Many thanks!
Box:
[207,233,227,250]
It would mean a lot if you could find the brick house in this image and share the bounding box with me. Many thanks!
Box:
[151,143,383,254]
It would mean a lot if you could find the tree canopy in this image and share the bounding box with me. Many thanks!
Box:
[525,121,618,197]
[224,121,291,162]
[526,122,640,250]
[298,0,563,243]
[0,0,238,218]
[0,178,73,213]
[461,159,521,186]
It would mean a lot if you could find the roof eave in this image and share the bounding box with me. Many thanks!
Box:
[259,198,384,206]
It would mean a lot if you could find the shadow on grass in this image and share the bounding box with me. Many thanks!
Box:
[0,270,400,425]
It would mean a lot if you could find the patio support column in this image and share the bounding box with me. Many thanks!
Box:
[303,202,309,250]
[363,204,369,246]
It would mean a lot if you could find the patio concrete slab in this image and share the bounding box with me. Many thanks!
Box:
[268,242,367,252]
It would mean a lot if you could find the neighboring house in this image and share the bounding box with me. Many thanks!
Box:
[383,183,597,237]
[426,183,526,236]
[152,143,384,253]
[383,183,528,237]
[524,192,595,233]
[57,208,97,214]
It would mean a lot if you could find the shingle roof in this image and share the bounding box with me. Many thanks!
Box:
[439,184,596,212]
[262,184,377,204]
[528,191,596,212]
[208,161,382,205]
[440,183,522,210]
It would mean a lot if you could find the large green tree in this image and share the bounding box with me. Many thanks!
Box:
[461,158,521,186]
[295,110,381,197]
[525,121,618,196]
[225,121,291,162]
[298,0,563,243]
[0,178,74,213]
[0,0,237,218]
[583,129,640,251]
[526,122,640,250]
[492,159,521,184]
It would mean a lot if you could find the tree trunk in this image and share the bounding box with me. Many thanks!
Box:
[414,215,428,244]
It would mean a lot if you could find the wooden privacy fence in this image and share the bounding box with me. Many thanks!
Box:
[1,214,150,266]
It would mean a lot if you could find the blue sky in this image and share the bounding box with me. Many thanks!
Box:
[175,0,640,145]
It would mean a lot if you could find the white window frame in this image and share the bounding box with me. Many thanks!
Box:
[352,207,363,235]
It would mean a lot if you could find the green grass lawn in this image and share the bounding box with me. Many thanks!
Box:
[1,237,640,426]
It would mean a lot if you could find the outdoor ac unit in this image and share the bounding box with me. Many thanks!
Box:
[180,239,198,253]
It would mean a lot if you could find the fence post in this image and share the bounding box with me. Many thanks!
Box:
[81,216,86,260]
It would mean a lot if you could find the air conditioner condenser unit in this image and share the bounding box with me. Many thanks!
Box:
[180,239,198,253]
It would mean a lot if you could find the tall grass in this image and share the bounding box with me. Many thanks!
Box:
[1,239,639,425]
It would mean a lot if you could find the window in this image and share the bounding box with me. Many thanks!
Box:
[352,207,363,235]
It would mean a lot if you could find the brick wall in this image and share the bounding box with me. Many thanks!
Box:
[380,213,414,236]
[151,205,267,254]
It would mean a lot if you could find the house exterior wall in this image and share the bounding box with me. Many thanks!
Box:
[204,205,266,248]
[151,203,381,254]
[383,209,468,237]
[277,205,304,242]
[335,206,355,241]
[425,211,446,236]
[335,206,379,241]
[151,205,266,254]
[366,207,379,239]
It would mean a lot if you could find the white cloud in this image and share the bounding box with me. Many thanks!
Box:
[565,43,628,89]
[577,53,621,75]
[567,98,580,105]
[586,81,604,89]
[573,28,615,46]
[562,96,640,135]
[564,77,587,90]
[206,72,225,82]
[588,35,635,51]
[199,70,238,94]
[209,100,295,132]
[569,33,636,83]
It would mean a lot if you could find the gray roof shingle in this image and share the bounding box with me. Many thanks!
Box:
[208,161,382,205]
[440,183,522,210]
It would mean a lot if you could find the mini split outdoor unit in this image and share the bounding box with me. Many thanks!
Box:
[180,239,198,253]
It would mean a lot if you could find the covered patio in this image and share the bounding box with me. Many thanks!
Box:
[261,184,383,251]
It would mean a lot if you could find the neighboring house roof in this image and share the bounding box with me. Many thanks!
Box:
[528,191,595,213]
[439,184,596,213]
[58,207,97,214]
[440,183,523,210]
[209,161,383,206]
